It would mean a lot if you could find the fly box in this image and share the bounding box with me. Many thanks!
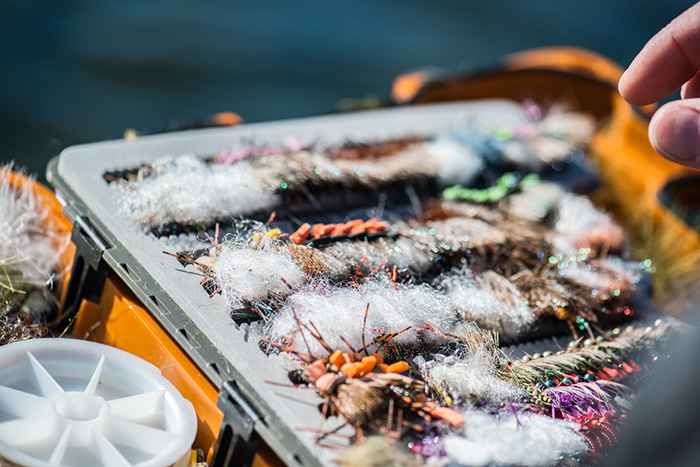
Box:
[46,47,699,467]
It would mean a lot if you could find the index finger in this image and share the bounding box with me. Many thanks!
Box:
[619,3,700,106]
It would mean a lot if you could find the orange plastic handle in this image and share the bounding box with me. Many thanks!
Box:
[391,46,656,116]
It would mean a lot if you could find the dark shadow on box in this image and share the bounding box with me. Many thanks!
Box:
[657,174,700,234]
[605,296,700,467]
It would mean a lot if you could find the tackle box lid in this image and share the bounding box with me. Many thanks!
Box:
[47,99,553,466]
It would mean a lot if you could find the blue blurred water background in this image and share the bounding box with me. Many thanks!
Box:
[0,0,696,182]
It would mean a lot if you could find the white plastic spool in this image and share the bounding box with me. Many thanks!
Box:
[0,338,197,467]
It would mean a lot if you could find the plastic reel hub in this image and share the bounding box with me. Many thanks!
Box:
[0,338,197,467]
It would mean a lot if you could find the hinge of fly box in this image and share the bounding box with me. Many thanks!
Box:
[211,381,261,467]
[61,215,109,316]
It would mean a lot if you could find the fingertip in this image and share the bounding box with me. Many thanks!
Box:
[618,65,653,106]
[649,101,700,168]
[618,66,639,102]
[618,2,700,106]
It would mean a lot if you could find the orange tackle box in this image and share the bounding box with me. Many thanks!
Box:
[40,47,699,467]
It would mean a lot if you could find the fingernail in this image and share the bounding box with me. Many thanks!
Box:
[652,107,700,163]
[618,69,628,91]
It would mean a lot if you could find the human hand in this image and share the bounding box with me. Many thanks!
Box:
[618,2,700,169]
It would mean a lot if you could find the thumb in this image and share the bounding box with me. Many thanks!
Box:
[649,99,700,169]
